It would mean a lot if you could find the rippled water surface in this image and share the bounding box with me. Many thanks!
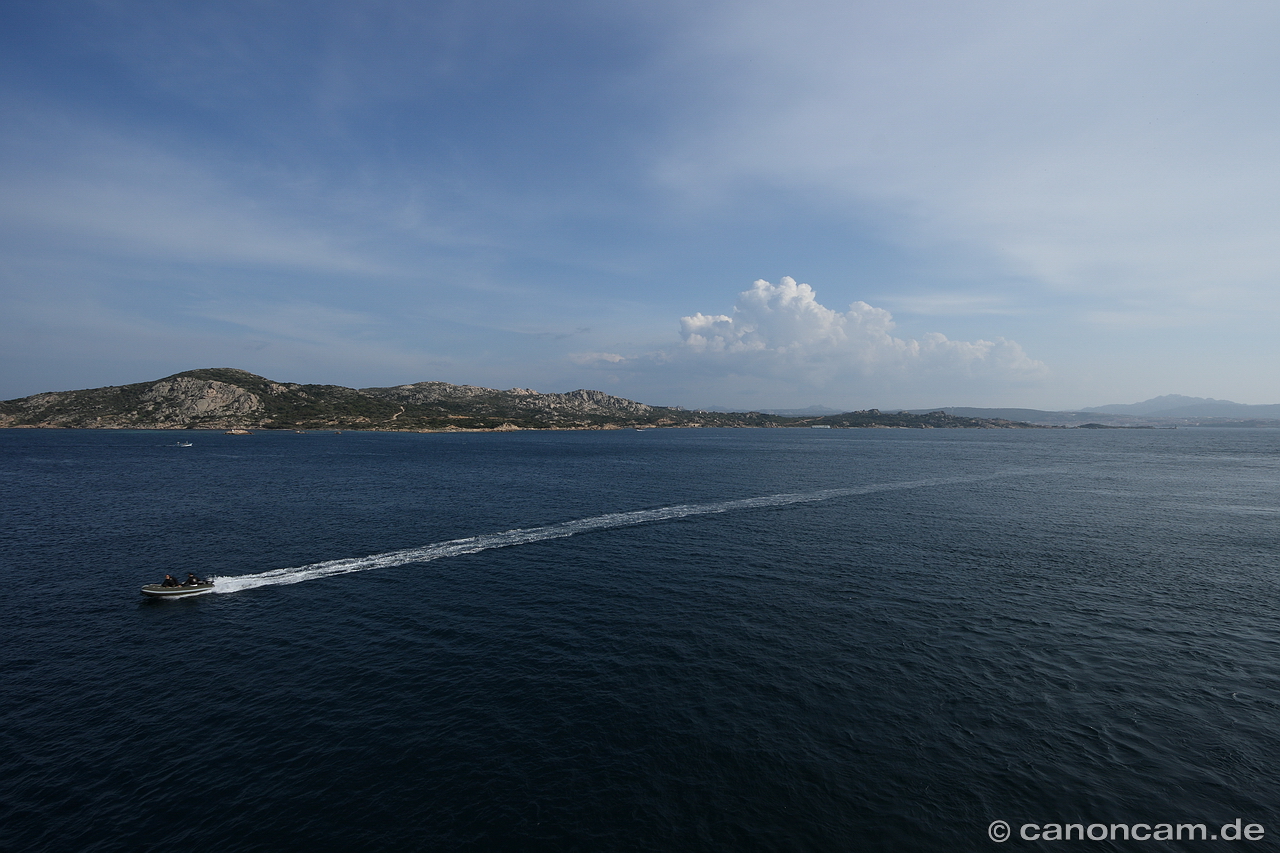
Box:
[3,427,1279,851]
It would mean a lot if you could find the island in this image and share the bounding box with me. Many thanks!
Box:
[0,368,1046,432]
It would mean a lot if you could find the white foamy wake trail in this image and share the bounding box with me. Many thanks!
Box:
[208,472,1020,593]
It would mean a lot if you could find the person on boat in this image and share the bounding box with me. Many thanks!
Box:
[184,572,203,586]
[161,574,180,587]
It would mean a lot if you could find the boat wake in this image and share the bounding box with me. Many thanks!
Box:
[208,472,1023,594]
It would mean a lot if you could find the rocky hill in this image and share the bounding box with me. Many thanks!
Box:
[0,369,1045,431]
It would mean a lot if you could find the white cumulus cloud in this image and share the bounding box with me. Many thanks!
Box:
[676,277,1043,385]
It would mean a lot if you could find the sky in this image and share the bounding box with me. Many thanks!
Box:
[3,1,1279,411]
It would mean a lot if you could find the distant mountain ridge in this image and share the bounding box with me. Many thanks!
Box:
[918,395,1280,427]
[1082,394,1280,419]
[0,369,1045,431]
[1082,394,1228,414]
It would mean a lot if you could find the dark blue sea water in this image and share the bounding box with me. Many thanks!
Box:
[3,427,1279,852]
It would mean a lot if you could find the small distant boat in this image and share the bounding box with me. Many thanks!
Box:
[173,441,193,447]
[140,581,215,598]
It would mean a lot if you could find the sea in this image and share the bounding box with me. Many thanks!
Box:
[2,426,1279,852]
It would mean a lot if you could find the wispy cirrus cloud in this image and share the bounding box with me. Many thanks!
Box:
[0,115,387,275]
[653,1,1280,316]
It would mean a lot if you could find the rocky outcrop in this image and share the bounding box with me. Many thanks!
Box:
[362,381,506,404]
[139,378,263,422]
[0,373,267,429]
[522,389,653,416]
[360,382,653,417]
[12,392,64,415]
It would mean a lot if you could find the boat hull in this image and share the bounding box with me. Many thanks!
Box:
[141,582,215,598]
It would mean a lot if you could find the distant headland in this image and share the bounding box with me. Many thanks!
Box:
[0,368,1045,432]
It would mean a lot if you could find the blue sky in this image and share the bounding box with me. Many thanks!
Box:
[3,1,1279,410]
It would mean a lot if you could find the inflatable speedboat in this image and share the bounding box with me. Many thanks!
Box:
[141,581,215,598]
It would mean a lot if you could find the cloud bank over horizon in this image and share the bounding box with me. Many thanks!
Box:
[678,277,1042,381]
[574,278,1045,410]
